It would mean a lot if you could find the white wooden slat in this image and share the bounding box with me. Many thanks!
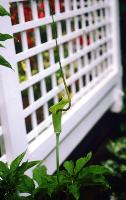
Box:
[17,1,37,129]
[0,0,27,161]
[19,36,112,91]
[44,0,58,104]
[31,0,49,120]
[9,0,27,2]
[12,3,110,33]
[15,19,110,62]
[28,116,52,143]
[23,50,112,118]
[74,13,83,90]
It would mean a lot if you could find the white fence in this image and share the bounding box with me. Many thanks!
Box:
[0,0,122,173]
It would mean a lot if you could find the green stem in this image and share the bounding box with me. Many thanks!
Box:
[56,134,60,184]
[49,2,71,111]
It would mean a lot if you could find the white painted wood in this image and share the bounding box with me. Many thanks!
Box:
[28,69,118,173]
[12,3,110,34]
[0,0,122,171]
[0,0,27,162]
[110,0,123,112]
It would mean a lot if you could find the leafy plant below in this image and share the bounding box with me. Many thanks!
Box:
[103,137,126,200]
[0,152,111,200]
[0,152,40,200]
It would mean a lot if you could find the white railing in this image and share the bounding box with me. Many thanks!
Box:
[0,0,122,173]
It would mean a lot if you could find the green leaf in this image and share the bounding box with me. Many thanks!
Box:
[120,164,126,173]
[18,175,35,194]
[18,160,41,175]
[0,33,13,41]
[10,151,26,173]
[46,175,58,197]
[68,183,80,200]
[52,111,62,134]
[0,55,12,68]
[82,174,110,188]
[74,152,92,175]
[0,161,9,178]
[33,165,48,186]
[63,160,74,175]
[102,160,118,175]
[107,137,126,160]
[0,43,5,48]
[78,165,111,182]
[0,5,10,16]
[49,98,69,114]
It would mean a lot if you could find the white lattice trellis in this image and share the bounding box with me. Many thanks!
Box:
[0,0,122,173]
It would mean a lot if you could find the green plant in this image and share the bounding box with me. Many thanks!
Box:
[0,151,40,200]
[0,152,110,200]
[0,4,13,68]
[32,152,110,200]
[0,1,111,199]
[103,137,126,200]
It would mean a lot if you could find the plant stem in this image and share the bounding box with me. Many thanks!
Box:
[56,134,60,184]
[49,3,71,111]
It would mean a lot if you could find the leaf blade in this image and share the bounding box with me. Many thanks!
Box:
[0,33,13,41]
[0,5,10,16]
[0,55,12,68]
[18,175,35,194]
[74,152,92,175]
[63,160,74,176]
[68,183,80,200]
[0,161,9,178]
[10,151,26,173]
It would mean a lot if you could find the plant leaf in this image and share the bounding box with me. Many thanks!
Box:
[18,160,41,175]
[82,174,110,188]
[78,165,111,180]
[0,55,12,68]
[0,161,9,178]
[49,98,69,114]
[120,164,126,173]
[0,33,13,41]
[63,160,74,175]
[68,183,80,200]
[33,165,48,186]
[0,5,10,16]
[46,175,58,197]
[18,175,35,194]
[0,43,5,48]
[10,151,26,173]
[74,152,92,175]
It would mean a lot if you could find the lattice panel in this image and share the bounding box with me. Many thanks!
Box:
[9,0,113,143]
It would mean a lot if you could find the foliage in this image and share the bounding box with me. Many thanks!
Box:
[103,137,126,200]
[0,4,12,68]
[107,136,126,160]
[0,1,111,199]
[0,152,40,200]
[32,152,110,200]
[0,152,111,200]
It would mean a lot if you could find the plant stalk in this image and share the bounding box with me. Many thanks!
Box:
[56,133,60,184]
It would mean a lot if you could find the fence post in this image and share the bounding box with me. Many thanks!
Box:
[110,0,123,112]
[0,0,27,162]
